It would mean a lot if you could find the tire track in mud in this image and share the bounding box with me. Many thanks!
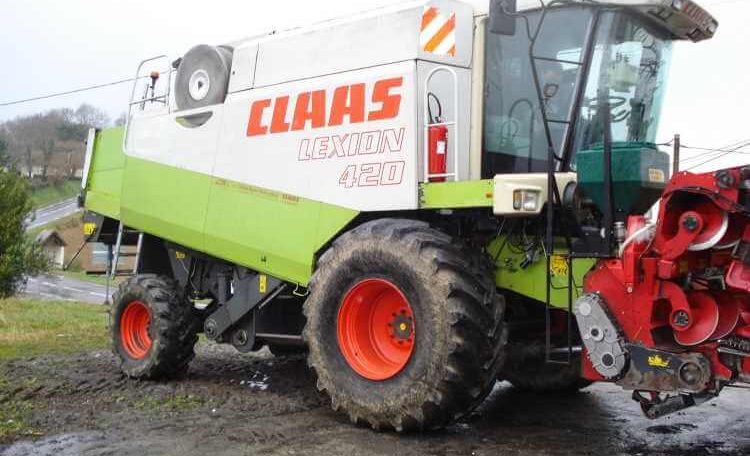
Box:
[2,343,750,456]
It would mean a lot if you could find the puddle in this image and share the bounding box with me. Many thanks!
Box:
[646,423,699,435]
[240,370,270,391]
[1,431,106,456]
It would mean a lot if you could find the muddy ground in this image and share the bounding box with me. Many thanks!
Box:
[1,344,749,456]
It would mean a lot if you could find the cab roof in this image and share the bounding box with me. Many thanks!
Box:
[469,0,717,42]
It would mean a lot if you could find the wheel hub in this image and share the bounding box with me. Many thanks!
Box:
[337,278,415,381]
[188,69,211,101]
[390,313,413,341]
[120,300,152,360]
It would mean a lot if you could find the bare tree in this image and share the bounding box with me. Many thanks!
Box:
[0,103,110,180]
[75,104,110,129]
[25,146,33,178]
[114,112,128,127]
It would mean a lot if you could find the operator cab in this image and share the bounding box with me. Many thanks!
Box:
[481,0,717,178]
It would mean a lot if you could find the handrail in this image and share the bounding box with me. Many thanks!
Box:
[122,55,173,155]
[423,66,460,183]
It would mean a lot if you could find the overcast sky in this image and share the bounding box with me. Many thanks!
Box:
[0,0,746,171]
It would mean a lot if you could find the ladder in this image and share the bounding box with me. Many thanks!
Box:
[104,222,144,304]
[525,5,600,367]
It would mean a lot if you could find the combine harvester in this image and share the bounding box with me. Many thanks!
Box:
[80,0,748,430]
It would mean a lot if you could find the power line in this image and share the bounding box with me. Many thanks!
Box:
[665,137,750,164]
[681,144,750,155]
[684,140,750,171]
[685,151,736,171]
[0,77,139,108]
[679,147,750,165]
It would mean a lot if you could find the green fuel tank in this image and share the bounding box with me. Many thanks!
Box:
[576,142,670,219]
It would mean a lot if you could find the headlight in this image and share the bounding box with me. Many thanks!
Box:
[513,190,541,212]
[672,0,685,11]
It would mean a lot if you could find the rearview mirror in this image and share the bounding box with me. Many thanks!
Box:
[489,0,517,36]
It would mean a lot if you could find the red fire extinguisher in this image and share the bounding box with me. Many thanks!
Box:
[427,93,447,183]
[428,125,448,183]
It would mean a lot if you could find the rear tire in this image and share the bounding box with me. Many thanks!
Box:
[500,341,591,393]
[304,219,506,431]
[111,274,200,379]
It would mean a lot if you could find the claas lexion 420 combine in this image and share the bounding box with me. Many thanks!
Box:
[79,0,748,430]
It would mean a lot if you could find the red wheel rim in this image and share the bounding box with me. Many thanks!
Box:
[337,278,415,381]
[120,300,152,359]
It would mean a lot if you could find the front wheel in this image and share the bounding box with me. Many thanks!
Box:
[304,219,506,431]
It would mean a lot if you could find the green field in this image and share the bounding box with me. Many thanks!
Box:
[0,298,108,361]
[30,179,81,208]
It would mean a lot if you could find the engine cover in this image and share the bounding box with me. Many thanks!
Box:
[574,293,628,379]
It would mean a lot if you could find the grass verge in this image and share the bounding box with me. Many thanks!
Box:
[57,270,119,287]
[30,180,81,209]
[0,298,108,361]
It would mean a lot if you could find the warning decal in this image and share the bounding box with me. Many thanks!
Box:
[420,6,456,57]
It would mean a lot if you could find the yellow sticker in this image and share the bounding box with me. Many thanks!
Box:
[83,223,97,236]
[259,275,267,294]
[175,251,186,260]
[550,255,568,277]
[648,354,670,368]
[648,168,666,183]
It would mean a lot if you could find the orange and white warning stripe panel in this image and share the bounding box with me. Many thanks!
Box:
[420,6,456,57]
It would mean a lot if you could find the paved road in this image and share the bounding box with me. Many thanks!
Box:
[27,197,81,231]
[23,274,110,304]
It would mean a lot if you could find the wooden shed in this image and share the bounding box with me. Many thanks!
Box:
[35,230,67,268]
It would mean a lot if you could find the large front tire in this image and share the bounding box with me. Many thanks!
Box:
[111,274,200,380]
[304,219,506,431]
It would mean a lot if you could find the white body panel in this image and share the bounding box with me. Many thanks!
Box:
[227,44,259,94]
[126,0,474,212]
[253,0,474,88]
[216,61,419,211]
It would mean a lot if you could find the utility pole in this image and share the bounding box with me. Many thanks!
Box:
[673,133,681,174]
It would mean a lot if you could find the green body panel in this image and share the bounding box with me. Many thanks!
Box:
[420,180,495,209]
[577,142,669,217]
[85,129,358,285]
[203,178,358,284]
[120,157,212,252]
[488,236,596,309]
[85,128,592,300]
[84,127,126,219]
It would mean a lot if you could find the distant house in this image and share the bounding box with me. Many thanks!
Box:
[36,230,67,268]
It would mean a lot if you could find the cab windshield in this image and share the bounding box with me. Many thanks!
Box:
[571,12,673,167]
[482,7,673,177]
